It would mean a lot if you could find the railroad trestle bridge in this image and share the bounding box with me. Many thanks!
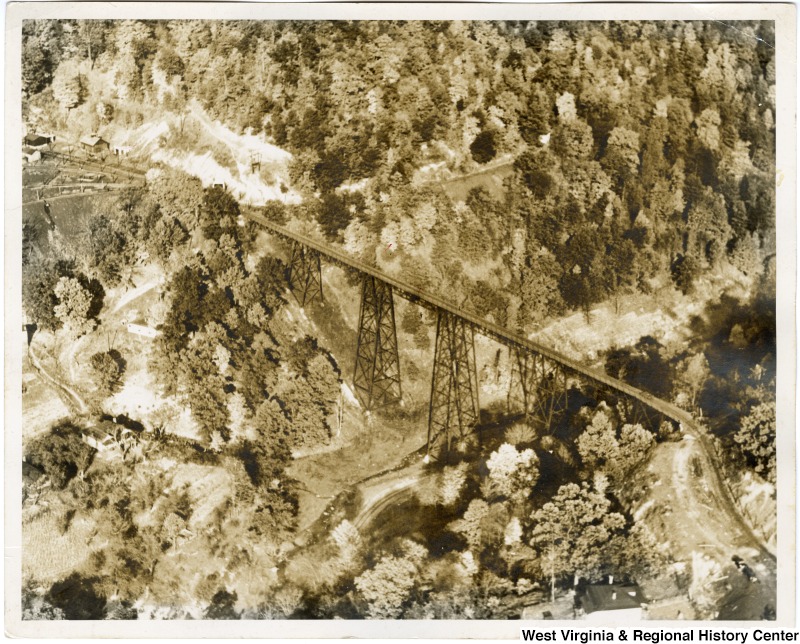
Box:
[248,210,694,460]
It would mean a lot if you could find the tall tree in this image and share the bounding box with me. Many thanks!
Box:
[354,554,419,618]
[734,400,776,484]
[22,258,74,331]
[53,276,96,337]
[529,482,626,599]
[51,59,86,110]
[674,352,711,409]
[482,443,539,504]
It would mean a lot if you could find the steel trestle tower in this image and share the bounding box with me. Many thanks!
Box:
[427,310,480,459]
[507,348,569,433]
[353,275,402,410]
[288,241,323,306]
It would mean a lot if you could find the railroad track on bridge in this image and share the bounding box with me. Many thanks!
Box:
[244,208,774,561]
[245,209,694,428]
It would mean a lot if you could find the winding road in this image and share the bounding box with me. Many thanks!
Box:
[644,435,776,619]
[27,343,88,416]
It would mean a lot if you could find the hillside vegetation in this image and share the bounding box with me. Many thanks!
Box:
[21,19,776,620]
[24,20,775,327]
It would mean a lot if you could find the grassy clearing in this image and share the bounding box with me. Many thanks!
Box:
[22,164,59,188]
[22,510,97,584]
[46,192,120,239]
[22,191,121,256]
[438,161,514,203]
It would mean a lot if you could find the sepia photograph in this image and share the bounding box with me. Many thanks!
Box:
[5,2,796,637]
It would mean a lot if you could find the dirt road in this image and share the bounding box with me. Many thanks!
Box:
[639,435,776,619]
[27,343,87,416]
[351,459,425,532]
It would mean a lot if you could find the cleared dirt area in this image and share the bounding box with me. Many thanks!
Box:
[625,435,776,619]
[532,264,754,367]
[106,101,298,206]
[423,159,514,203]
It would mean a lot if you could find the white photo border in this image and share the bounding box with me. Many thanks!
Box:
[4,2,796,638]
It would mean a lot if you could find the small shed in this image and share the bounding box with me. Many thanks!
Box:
[24,133,53,148]
[580,582,647,623]
[79,134,110,155]
[22,146,41,163]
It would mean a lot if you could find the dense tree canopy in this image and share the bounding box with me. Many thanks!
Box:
[734,400,776,483]
[20,18,777,620]
[529,482,627,584]
[22,19,776,331]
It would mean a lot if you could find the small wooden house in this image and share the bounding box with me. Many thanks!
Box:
[79,134,110,155]
[81,426,116,452]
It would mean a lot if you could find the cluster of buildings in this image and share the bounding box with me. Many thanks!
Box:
[22,131,132,164]
[21,132,55,163]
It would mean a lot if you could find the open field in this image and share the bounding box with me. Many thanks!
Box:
[22,164,59,188]
[437,161,514,203]
[22,510,98,584]
[21,354,72,444]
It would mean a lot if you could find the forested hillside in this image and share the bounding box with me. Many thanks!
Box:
[20,19,778,621]
[23,19,776,329]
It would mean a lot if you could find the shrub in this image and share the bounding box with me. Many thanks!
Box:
[89,350,125,395]
[46,573,106,619]
[25,423,96,489]
[470,130,497,164]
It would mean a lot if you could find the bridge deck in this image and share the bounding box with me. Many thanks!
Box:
[244,209,695,429]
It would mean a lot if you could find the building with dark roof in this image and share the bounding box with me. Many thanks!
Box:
[24,133,53,147]
[580,582,647,622]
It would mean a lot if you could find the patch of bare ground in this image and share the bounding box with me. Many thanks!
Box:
[429,158,515,203]
[104,100,297,206]
[21,354,72,443]
[531,263,754,367]
[619,435,776,619]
